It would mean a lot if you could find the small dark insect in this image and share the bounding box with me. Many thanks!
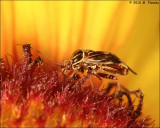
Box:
[17,43,56,71]
[22,44,32,72]
[58,49,137,90]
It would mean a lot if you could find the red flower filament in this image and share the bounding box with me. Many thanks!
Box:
[0,44,154,127]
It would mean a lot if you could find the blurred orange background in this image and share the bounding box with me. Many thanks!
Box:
[1,1,159,126]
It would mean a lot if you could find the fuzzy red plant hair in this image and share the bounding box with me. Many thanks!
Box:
[0,44,154,127]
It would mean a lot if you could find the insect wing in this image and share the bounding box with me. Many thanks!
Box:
[84,50,121,64]
[84,50,137,75]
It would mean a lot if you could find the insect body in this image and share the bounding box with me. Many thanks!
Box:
[61,49,137,90]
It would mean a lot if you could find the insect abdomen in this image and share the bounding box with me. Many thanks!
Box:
[101,64,129,75]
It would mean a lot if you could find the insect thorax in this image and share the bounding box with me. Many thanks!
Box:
[71,49,84,66]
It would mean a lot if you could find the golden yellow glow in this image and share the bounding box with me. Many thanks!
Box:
[1,1,159,126]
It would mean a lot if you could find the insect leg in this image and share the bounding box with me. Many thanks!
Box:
[69,70,76,78]
[73,74,91,89]
[92,73,102,80]
[96,73,121,89]
[96,73,122,97]
[69,70,81,81]
[89,77,94,89]
[56,62,64,68]
[134,89,143,118]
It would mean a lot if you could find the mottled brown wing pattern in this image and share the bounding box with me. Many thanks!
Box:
[84,50,137,75]
[84,50,121,64]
